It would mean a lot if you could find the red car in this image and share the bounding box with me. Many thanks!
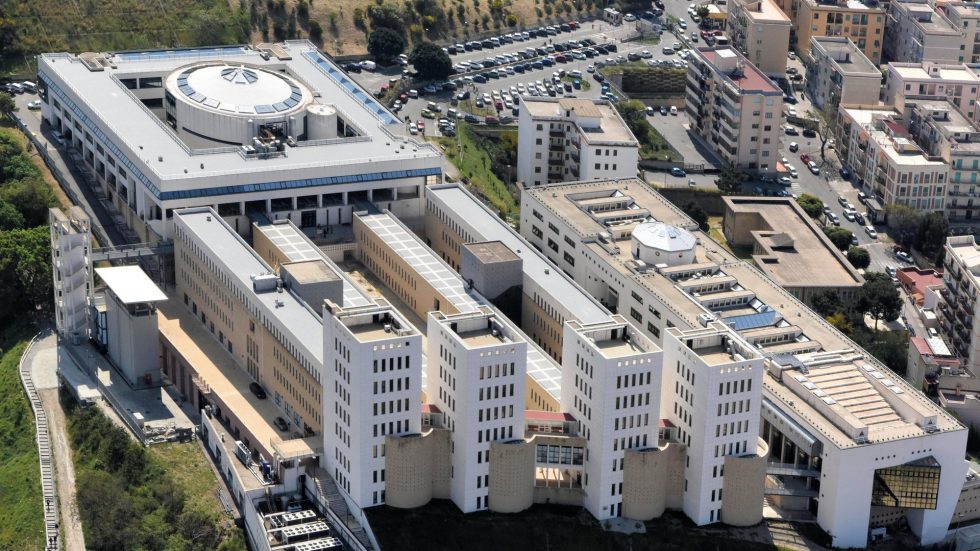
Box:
[399,92,408,102]
[567,20,579,30]
[800,153,812,164]
[416,120,425,133]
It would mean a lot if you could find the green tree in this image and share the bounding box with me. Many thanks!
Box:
[190,9,232,46]
[810,288,843,317]
[847,246,871,269]
[821,226,853,251]
[368,3,407,34]
[796,193,824,219]
[0,200,25,230]
[409,42,453,81]
[682,201,709,231]
[885,203,920,249]
[714,167,748,194]
[696,5,710,18]
[0,91,15,117]
[76,469,138,550]
[858,272,903,330]
[914,211,949,263]
[0,227,53,323]
[309,20,324,44]
[368,27,406,63]
[807,103,836,161]
[826,311,853,336]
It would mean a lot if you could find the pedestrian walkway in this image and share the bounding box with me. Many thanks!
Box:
[18,332,60,551]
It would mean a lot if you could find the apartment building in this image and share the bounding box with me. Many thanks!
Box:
[37,40,441,242]
[516,97,639,187]
[322,300,422,509]
[939,236,980,369]
[945,1,980,63]
[520,178,966,548]
[686,47,784,171]
[774,0,885,63]
[727,0,793,75]
[837,106,949,212]
[806,36,882,111]
[905,99,980,222]
[884,0,962,63]
[884,62,980,121]
[721,196,865,306]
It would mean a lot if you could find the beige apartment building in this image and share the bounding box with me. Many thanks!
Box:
[686,47,784,171]
[945,1,980,63]
[774,0,886,63]
[940,236,980,368]
[884,62,980,122]
[721,196,865,306]
[905,99,980,222]
[837,106,949,212]
[806,36,882,111]
[884,0,963,63]
[728,0,793,75]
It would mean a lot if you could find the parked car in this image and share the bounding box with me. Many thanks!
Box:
[27,100,41,110]
[896,250,913,263]
[249,382,267,399]
[671,167,687,177]
[274,417,289,431]
[788,142,799,152]
[808,162,820,175]
[800,153,812,164]
[837,194,848,207]
[865,226,878,239]
[802,128,817,138]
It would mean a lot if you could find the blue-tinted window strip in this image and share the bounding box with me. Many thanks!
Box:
[302,50,398,125]
[157,167,441,200]
[39,72,162,198]
[38,72,439,203]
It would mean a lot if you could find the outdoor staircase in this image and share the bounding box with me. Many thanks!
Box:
[19,335,60,551]
[309,467,376,551]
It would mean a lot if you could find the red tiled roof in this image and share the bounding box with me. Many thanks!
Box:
[911,336,932,356]
[525,410,575,422]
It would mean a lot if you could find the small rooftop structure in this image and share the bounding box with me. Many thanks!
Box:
[95,266,167,304]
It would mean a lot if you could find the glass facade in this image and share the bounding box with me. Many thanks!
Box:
[870,456,941,509]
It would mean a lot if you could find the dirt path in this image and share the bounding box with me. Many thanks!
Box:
[39,389,86,551]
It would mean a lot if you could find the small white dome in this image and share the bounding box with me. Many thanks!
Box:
[631,222,697,267]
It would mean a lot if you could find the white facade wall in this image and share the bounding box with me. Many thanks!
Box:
[426,311,528,512]
[323,312,423,510]
[884,0,962,63]
[561,320,663,519]
[662,326,764,525]
[883,63,980,122]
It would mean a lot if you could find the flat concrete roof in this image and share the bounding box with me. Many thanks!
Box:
[811,37,880,75]
[890,62,980,83]
[723,197,864,289]
[283,259,340,283]
[463,240,521,264]
[521,97,638,145]
[38,40,440,190]
[175,208,323,368]
[526,179,962,448]
[96,265,168,304]
[738,0,791,22]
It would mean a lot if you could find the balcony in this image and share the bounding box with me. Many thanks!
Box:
[549,144,564,152]
[549,129,565,137]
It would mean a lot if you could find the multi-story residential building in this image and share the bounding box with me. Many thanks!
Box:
[905,99,980,222]
[322,300,422,510]
[806,36,882,111]
[884,0,963,63]
[939,236,980,368]
[944,1,980,63]
[773,0,886,63]
[686,47,784,171]
[520,178,967,548]
[837,106,949,212]
[37,40,441,242]
[884,62,980,121]
[721,196,865,306]
[516,97,639,187]
[727,0,792,75]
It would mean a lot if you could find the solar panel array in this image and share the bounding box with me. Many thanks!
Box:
[256,223,372,308]
[359,214,482,313]
[115,46,247,62]
[722,309,780,331]
[303,51,398,125]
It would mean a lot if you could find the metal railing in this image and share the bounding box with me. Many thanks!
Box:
[18,334,61,551]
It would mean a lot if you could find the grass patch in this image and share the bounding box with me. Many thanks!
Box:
[0,321,44,551]
[639,123,680,161]
[430,122,518,221]
[66,401,244,550]
[368,501,790,551]
[598,60,649,75]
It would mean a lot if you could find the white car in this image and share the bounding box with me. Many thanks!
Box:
[896,250,914,263]
[808,161,820,175]
[624,13,637,21]
[865,226,878,239]
[786,106,798,117]
[586,64,595,73]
